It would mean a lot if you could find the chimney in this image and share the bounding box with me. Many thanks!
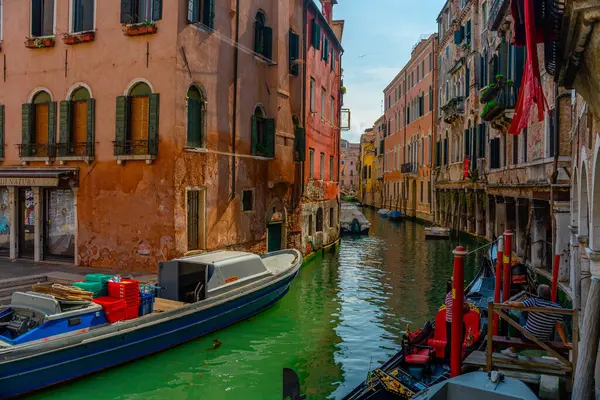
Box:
[320,0,334,25]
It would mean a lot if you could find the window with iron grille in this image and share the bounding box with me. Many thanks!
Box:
[186,189,205,251]
[242,190,253,212]
[329,207,334,227]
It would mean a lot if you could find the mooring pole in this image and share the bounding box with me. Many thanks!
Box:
[451,245,468,378]
[503,230,513,302]
[551,254,560,302]
[493,236,504,335]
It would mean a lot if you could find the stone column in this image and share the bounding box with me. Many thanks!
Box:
[515,199,528,258]
[553,201,571,283]
[570,226,581,312]
[531,202,546,269]
[572,249,600,400]
[578,235,591,318]
[495,197,506,238]
[8,187,16,260]
[32,187,41,262]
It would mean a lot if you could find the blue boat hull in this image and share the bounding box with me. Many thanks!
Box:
[0,270,297,398]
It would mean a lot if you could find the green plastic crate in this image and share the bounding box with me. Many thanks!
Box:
[85,274,114,283]
[72,281,103,294]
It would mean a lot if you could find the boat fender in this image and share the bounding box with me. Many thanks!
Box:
[205,338,223,350]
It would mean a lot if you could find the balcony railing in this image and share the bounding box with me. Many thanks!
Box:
[18,143,56,158]
[401,162,417,174]
[113,140,157,156]
[480,79,516,123]
[488,0,510,31]
[441,96,465,124]
[58,142,95,158]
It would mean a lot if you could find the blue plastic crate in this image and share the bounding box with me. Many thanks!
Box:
[139,292,155,316]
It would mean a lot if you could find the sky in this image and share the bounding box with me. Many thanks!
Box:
[331,0,446,143]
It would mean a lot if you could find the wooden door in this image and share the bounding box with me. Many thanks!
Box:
[73,101,88,143]
[130,96,149,141]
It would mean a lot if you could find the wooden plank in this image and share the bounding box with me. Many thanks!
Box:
[495,308,571,367]
[491,354,570,372]
[492,335,571,351]
[487,302,494,372]
[464,351,567,377]
[493,303,575,315]
[153,298,186,312]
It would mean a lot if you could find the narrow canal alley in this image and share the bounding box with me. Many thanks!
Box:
[32,209,486,400]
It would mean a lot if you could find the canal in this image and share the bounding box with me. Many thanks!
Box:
[33,208,486,400]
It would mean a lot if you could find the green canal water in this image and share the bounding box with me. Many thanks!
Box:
[33,208,485,400]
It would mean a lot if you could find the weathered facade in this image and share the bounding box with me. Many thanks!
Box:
[295,0,343,255]
[359,129,376,206]
[383,35,436,220]
[372,115,385,208]
[0,0,303,271]
[340,139,359,193]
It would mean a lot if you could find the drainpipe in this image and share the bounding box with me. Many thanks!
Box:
[231,0,241,199]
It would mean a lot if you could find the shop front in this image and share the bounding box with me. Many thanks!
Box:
[0,168,78,263]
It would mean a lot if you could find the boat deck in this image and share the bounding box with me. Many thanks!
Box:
[153,298,186,313]
[262,252,297,275]
[463,351,568,377]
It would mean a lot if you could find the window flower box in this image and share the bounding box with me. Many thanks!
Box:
[25,37,55,49]
[62,31,95,45]
[480,99,506,121]
[123,23,158,37]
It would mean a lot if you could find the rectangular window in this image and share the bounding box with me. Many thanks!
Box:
[331,49,336,71]
[321,88,326,119]
[0,0,2,41]
[309,148,314,178]
[72,0,94,32]
[329,207,334,227]
[320,152,324,180]
[420,182,424,202]
[310,78,316,112]
[429,53,433,72]
[421,60,425,77]
[482,1,488,29]
[330,156,334,180]
[242,189,253,211]
[121,0,162,24]
[522,127,528,162]
[427,182,431,204]
[490,138,501,169]
[32,0,55,37]
[322,38,329,62]
[512,135,519,165]
[311,19,321,49]
[187,189,206,251]
[330,96,335,126]
[289,30,300,76]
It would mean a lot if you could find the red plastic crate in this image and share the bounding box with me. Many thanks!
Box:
[108,280,140,298]
[93,297,126,323]
[124,304,139,320]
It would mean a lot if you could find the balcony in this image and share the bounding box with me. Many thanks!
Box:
[401,162,417,174]
[441,96,465,124]
[480,78,517,131]
[18,143,56,162]
[57,142,95,163]
[488,0,510,31]
[113,139,157,164]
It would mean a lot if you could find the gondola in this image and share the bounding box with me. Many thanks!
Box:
[341,247,497,400]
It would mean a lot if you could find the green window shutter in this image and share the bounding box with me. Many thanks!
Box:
[120,0,133,24]
[115,96,129,155]
[465,67,470,98]
[311,19,318,48]
[466,20,471,44]
[289,30,300,75]
[251,116,258,155]
[460,25,465,43]
[294,126,306,162]
[48,102,57,157]
[264,118,275,158]
[152,0,162,20]
[454,30,461,45]
[149,93,160,155]
[263,26,273,59]
[187,98,202,147]
[0,105,4,159]
[203,0,215,28]
[87,98,95,157]
[22,104,34,158]
[59,101,72,157]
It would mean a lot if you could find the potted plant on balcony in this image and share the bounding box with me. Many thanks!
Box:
[25,37,55,48]
[480,83,499,103]
[481,99,505,121]
[124,20,158,36]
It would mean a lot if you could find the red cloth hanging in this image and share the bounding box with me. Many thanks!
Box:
[509,0,548,135]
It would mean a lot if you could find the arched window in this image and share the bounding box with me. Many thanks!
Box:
[251,105,274,158]
[22,91,55,158]
[115,81,160,157]
[187,86,206,148]
[60,86,94,158]
[316,208,323,232]
[254,11,272,59]
[429,85,433,112]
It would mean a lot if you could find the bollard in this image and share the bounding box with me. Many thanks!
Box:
[503,230,513,303]
[451,245,468,378]
[493,236,504,336]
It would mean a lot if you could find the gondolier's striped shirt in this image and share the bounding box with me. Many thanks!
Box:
[445,291,452,323]
[522,298,563,341]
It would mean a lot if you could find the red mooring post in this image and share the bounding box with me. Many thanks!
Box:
[503,230,513,303]
[451,245,468,378]
[493,236,504,335]
[552,254,560,302]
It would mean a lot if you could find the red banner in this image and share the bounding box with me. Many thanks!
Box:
[463,158,470,178]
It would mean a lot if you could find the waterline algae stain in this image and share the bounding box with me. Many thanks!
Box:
[32,209,483,400]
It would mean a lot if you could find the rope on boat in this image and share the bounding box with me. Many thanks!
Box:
[465,237,501,256]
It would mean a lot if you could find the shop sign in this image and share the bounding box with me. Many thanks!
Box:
[0,177,59,187]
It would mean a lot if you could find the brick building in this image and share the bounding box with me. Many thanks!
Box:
[340,139,359,193]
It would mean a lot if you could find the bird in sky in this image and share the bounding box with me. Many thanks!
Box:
[358,54,367,58]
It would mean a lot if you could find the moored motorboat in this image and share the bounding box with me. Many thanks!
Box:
[378,209,391,218]
[425,227,451,239]
[341,206,371,234]
[388,211,404,221]
[341,254,496,400]
[0,250,302,398]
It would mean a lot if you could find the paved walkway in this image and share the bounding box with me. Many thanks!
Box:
[0,259,156,283]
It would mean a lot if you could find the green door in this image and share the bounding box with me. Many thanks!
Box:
[267,223,282,252]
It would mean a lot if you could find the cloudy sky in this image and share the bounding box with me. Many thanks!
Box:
[332,0,445,143]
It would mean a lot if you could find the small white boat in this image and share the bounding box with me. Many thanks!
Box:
[424,226,451,239]
[341,208,371,234]
[378,209,390,218]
